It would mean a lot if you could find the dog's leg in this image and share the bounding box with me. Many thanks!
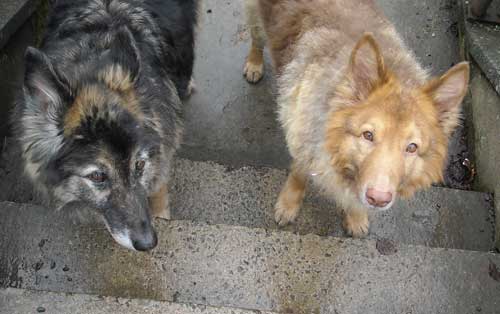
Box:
[244,40,265,83]
[274,162,306,226]
[343,208,369,238]
[149,183,171,220]
[243,0,266,83]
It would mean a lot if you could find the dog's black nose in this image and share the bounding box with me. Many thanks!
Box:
[132,229,158,251]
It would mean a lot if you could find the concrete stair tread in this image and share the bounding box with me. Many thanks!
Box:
[0,288,276,314]
[0,0,38,50]
[170,158,494,251]
[0,150,494,251]
[0,202,499,313]
[461,0,500,95]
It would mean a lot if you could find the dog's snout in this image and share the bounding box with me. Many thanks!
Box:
[130,220,158,251]
[366,188,393,208]
[132,226,158,251]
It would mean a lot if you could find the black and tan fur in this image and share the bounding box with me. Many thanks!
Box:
[15,0,199,251]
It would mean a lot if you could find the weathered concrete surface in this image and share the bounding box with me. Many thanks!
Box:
[496,185,500,250]
[380,0,461,75]
[458,0,500,249]
[180,0,286,169]
[0,155,494,251]
[469,65,500,195]
[170,159,495,251]
[0,202,499,314]
[463,4,500,95]
[466,71,500,257]
[0,288,276,314]
[181,0,466,175]
[0,0,38,50]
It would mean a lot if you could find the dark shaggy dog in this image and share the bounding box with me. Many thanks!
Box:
[15,0,199,251]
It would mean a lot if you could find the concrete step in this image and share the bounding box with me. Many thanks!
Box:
[0,0,39,50]
[169,159,494,251]
[0,288,276,314]
[0,150,494,251]
[1,202,499,314]
[460,0,500,95]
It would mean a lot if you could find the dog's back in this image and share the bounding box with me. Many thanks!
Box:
[41,0,197,97]
[256,0,425,81]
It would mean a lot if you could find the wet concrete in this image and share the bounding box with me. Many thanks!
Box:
[169,158,494,251]
[180,0,469,189]
[180,0,287,169]
[0,202,499,314]
[496,186,500,250]
[469,65,500,195]
[469,64,500,249]
[464,1,500,95]
[0,151,493,251]
[1,288,277,314]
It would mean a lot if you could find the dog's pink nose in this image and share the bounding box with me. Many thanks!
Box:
[366,188,393,208]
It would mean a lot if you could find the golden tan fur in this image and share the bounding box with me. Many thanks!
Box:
[63,66,141,136]
[243,0,266,83]
[149,183,170,219]
[245,0,470,237]
[274,162,307,225]
[244,42,266,83]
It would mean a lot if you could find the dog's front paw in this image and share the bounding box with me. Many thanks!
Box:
[274,197,300,226]
[243,59,264,83]
[343,210,369,238]
[274,168,306,226]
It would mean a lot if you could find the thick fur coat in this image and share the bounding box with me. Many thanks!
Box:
[15,0,198,250]
[244,0,469,236]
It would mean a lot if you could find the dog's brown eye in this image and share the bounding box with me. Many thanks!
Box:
[135,160,146,171]
[86,171,107,183]
[363,131,374,142]
[406,143,418,154]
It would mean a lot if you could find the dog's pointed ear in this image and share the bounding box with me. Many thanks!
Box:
[24,47,71,109]
[109,27,141,82]
[349,33,387,99]
[22,47,67,171]
[422,62,470,137]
